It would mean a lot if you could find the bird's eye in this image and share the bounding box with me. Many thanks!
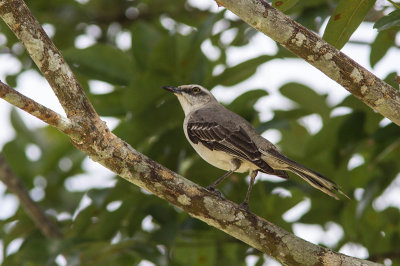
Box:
[192,87,200,93]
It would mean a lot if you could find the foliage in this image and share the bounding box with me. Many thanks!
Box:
[374,9,400,31]
[0,0,399,265]
[322,0,377,50]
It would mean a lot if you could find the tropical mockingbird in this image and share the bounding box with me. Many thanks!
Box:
[163,84,348,208]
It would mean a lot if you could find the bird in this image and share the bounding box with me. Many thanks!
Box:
[162,84,348,209]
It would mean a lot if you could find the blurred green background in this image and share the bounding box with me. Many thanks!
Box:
[0,0,399,265]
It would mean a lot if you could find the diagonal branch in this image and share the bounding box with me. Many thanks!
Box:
[0,81,77,135]
[0,0,380,265]
[217,0,400,126]
[0,0,99,123]
[0,153,62,239]
[0,81,378,265]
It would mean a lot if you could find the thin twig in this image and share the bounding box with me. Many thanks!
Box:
[0,153,62,239]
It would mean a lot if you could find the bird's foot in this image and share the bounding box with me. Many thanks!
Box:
[206,186,223,198]
[239,202,249,211]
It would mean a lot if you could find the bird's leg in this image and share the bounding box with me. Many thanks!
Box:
[239,170,258,210]
[207,159,241,196]
[207,170,233,190]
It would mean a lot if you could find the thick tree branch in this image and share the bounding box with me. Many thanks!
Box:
[0,87,379,264]
[0,153,62,239]
[0,0,380,265]
[217,0,400,126]
[0,0,99,123]
[0,0,111,148]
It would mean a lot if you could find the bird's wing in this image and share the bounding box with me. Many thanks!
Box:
[187,121,274,173]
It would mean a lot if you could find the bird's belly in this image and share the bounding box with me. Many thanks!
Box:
[189,142,253,173]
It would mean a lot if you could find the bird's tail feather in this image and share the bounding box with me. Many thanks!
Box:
[288,166,348,200]
[262,150,349,200]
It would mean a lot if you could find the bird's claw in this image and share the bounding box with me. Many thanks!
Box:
[239,202,249,211]
[206,186,223,198]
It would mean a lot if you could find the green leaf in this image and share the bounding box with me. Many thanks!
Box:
[147,204,178,225]
[294,4,330,32]
[2,212,35,250]
[187,13,223,55]
[229,25,256,47]
[279,82,330,121]
[383,71,400,90]
[337,96,382,134]
[272,0,299,12]
[172,237,217,266]
[279,121,311,158]
[257,108,312,133]
[67,204,98,237]
[64,44,135,85]
[151,222,180,246]
[337,111,366,148]
[372,123,400,150]
[5,73,18,88]
[148,34,179,75]
[323,0,377,49]
[305,116,342,156]
[11,236,56,265]
[374,9,400,31]
[89,90,126,117]
[76,240,164,265]
[85,202,129,240]
[370,29,396,68]
[228,89,268,122]
[130,22,162,71]
[179,13,222,83]
[209,55,273,87]
[253,183,304,228]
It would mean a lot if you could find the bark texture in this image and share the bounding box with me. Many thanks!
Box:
[0,0,385,265]
[218,0,400,126]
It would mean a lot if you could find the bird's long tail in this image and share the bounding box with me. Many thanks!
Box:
[287,163,349,200]
[262,150,349,200]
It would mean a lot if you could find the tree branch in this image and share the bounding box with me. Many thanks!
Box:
[0,81,77,135]
[0,0,99,123]
[0,153,62,239]
[0,87,379,264]
[217,0,400,126]
[0,0,380,265]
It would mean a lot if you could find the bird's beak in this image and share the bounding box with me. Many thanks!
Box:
[162,86,181,94]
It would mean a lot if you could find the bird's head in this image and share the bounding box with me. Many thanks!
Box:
[162,84,217,115]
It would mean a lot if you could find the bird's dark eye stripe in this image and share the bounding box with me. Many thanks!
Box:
[182,87,203,94]
[179,86,206,95]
